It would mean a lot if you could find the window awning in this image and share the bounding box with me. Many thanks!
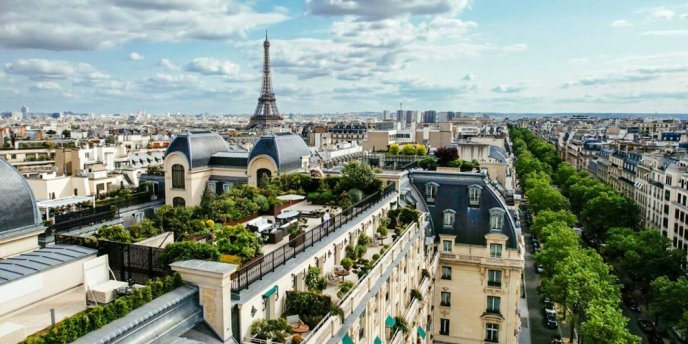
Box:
[342,333,354,344]
[374,336,382,344]
[417,326,427,339]
[385,315,396,328]
[263,285,278,298]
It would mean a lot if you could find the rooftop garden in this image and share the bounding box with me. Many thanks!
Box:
[418,146,480,171]
[387,143,428,156]
[22,273,183,344]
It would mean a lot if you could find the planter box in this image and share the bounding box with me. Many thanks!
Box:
[289,232,305,248]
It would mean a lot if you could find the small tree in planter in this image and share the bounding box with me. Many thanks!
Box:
[355,245,367,258]
[393,316,409,335]
[410,289,423,302]
[340,257,353,270]
[305,267,327,293]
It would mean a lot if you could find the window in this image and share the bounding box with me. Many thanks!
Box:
[206,181,217,193]
[469,185,482,206]
[172,197,186,207]
[487,296,501,314]
[425,183,438,202]
[440,292,451,307]
[489,208,505,231]
[485,323,499,342]
[443,240,453,252]
[443,209,455,228]
[223,183,232,194]
[440,319,450,336]
[441,266,452,280]
[171,164,185,189]
[488,270,502,288]
[490,244,503,258]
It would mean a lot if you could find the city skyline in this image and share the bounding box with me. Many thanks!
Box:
[1,0,687,114]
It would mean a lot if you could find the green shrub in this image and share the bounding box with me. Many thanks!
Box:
[377,226,388,237]
[340,257,353,270]
[305,267,327,292]
[97,224,132,243]
[114,298,130,318]
[355,245,367,258]
[284,291,334,328]
[349,188,364,204]
[410,289,423,301]
[337,281,355,298]
[159,241,220,266]
[372,254,380,261]
[88,306,106,330]
[345,245,356,260]
[357,234,371,246]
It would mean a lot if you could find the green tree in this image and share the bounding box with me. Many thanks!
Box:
[400,144,416,155]
[415,144,428,156]
[535,223,579,275]
[650,276,688,328]
[129,219,160,240]
[62,129,71,138]
[553,162,576,186]
[580,300,641,344]
[105,135,116,144]
[97,224,132,243]
[305,267,327,292]
[531,210,577,239]
[525,184,569,214]
[154,204,196,239]
[580,192,639,242]
[341,161,375,192]
[388,143,400,155]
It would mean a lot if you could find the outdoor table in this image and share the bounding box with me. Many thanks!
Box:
[334,269,350,281]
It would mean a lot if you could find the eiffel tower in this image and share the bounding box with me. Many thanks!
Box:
[247,32,283,129]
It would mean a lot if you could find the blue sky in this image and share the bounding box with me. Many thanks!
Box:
[0,0,687,114]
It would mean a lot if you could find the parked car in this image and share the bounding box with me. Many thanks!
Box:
[637,319,656,333]
[536,264,545,274]
[623,297,640,312]
[544,313,558,329]
[544,301,556,315]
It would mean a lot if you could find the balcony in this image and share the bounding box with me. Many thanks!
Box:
[440,253,524,269]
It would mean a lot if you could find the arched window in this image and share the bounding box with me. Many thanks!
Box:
[172,164,185,189]
[425,182,438,203]
[489,208,505,231]
[468,185,482,206]
[443,209,456,228]
[173,197,186,207]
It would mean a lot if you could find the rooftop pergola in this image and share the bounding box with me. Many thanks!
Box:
[37,195,95,220]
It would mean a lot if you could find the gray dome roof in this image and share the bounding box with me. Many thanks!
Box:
[165,131,231,169]
[249,133,310,172]
[0,158,42,233]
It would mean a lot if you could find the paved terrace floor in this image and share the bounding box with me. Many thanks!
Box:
[235,191,398,301]
[1,287,85,336]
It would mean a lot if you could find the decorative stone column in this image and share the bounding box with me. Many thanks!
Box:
[170,260,238,342]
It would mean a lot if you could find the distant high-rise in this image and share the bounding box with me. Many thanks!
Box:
[423,110,437,123]
[247,32,283,130]
[20,105,28,119]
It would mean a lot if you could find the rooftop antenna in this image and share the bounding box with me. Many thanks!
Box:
[265,30,268,41]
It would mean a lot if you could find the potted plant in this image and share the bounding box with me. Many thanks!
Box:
[340,257,353,270]
[288,223,305,248]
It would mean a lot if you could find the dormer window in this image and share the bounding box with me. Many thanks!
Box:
[468,185,482,207]
[489,208,505,231]
[425,182,438,203]
[443,209,456,228]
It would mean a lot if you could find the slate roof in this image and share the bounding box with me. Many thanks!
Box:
[0,245,97,286]
[165,131,231,169]
[409,171,518,249]
[248,133,310,172]
[0,157,42,234]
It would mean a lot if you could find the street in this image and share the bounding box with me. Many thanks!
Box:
[522,219,571,344]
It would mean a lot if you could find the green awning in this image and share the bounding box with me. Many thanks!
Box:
[417,326,427,339]
[385,315,396,328]
[263,285,278,298]
[374,336,382,344]
[342,333,354,344]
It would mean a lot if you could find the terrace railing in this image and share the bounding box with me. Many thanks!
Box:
[231,184,396,292]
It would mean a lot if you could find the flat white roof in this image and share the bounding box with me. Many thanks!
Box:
[36,195,94,209]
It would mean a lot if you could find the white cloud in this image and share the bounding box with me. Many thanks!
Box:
[305,0,470,20]
[186,57,240,76]
[30,81,62,92]
[611,19,631,27]
[4,59,103,80]
[568,58,589,65]
[129,52,144,61]
[681,13,688,20]
[0,0,288,50]
[502,43,527,53]
[561,64,688,88]
[641,30,688,36]
[491,84,526,93]
[651,8,675,20]
[463,73,474,81]
[158,58,180,71]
